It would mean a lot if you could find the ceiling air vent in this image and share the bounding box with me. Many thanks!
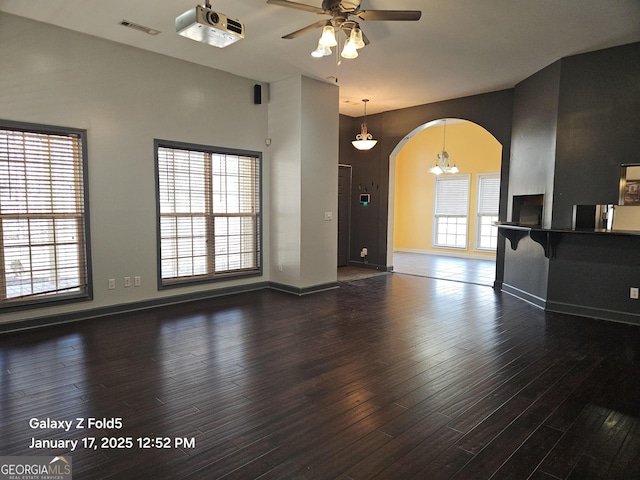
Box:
[119,20,161,36]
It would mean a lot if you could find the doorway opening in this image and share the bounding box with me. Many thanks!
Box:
[388,119,502,286]
[338,164,352,268]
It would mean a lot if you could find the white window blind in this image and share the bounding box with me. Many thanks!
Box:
[435,176,470,216]
[476,173,500,251]
[157,143,261,286]
[478,174,500,215]
[0,124,90,306]
[433,175,470,248]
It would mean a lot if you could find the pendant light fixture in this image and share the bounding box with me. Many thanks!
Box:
[352,99,378,151]
[429,119,459,174]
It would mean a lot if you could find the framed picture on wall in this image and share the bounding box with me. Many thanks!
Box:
[620,165,640,205]
[622,180,640,205]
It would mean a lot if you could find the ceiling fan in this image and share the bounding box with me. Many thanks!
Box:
[266,0,422,59]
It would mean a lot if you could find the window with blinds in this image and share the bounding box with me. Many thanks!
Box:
[434,175,470,248]
[476,173,501,250]
[0,121,91,308]
[156,141,261,287]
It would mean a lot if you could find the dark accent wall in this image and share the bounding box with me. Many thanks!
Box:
[553,42,640,228]
[502,60,561,301]
[340,113,387,270]
[546,42,640,323]
[547,233,640,323]
[505,41,640,324]
[339,90,514,284]
[508,60,561,228]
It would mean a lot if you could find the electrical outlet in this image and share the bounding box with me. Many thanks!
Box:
[108,278,116,290]
[124,276,131,288]
[630,287,639,299]
[134,276,141,287]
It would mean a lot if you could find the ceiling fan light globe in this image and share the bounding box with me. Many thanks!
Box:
[341,40,358,59]
[351,27,365,49]
[319,25,337,47]
[312,42,332,57]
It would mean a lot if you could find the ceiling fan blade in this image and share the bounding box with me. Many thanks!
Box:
[282,19,328,39]
[266,0,327,15]
[357,10,422,21]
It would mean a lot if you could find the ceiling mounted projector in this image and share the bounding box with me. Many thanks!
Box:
[175,5,245,48]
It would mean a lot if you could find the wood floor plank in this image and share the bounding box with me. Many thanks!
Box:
[368,424,462,480]
[604,416,640,479]
[537,403,612,479]
[406,443,474,480]
[566,454,610,480]
[489,425,563,480]
[343,412,452,479]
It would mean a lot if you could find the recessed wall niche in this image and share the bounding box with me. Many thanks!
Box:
[512,194,544,227]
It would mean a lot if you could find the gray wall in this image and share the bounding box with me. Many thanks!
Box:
[0,12,270,325]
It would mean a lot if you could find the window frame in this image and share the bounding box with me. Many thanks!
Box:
[0,119,92,312]
[433,174,471,250]
[475,173,501,252]
[154,139,263,289]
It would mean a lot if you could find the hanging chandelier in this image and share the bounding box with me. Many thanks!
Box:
[429,119,458,174]
[352,99,378,151]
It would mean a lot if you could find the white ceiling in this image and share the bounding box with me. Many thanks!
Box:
[1,0,639,117]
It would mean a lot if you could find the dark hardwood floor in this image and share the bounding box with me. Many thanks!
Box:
[1,273,640,479]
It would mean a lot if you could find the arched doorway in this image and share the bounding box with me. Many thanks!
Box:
[388,118,503,285]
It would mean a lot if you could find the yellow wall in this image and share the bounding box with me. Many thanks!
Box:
[394,121,502,257]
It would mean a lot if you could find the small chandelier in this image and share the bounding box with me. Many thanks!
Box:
[352,99,378,151]
[429,119,458,174]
